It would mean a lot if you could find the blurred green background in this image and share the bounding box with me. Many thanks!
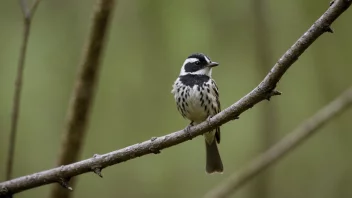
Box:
[1,0,352,198]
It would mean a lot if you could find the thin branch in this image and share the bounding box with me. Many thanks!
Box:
[204,86,352,198]
[49,0,116,198]
[6,0,42,181]
[19,0,30,19]
[0,0,351,196]
[30,0,42,18]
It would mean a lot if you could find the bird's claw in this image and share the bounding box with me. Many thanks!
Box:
[185,124,193,140]
[206,116,213,125]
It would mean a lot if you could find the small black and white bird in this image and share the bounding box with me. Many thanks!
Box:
[171,53,223,174]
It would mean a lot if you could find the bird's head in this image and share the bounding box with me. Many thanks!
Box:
[179,53,219,77]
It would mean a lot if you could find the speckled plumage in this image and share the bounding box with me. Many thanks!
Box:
[172,75,220,144]
[171,53,223,174]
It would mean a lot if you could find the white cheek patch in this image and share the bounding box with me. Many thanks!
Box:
[179,56,212,76]
[180,67,187,76]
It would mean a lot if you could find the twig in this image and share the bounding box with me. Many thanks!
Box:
[49,1,116,198]
[0,0,350,196]
[6,0,42,181]
[204,87,352,198]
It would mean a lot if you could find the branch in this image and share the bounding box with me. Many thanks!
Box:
[0,0,351,196]
[6,0,41,181]
[204,86,352,198]
[49,0,116,198]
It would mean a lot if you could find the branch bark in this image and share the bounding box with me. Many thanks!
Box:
[0,0,351,196]
[49,1,116,198]
[6,0,42,181]
[204,86,352,198]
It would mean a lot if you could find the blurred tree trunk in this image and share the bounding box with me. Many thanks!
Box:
[138,0,169,120]
[252,0,276,198]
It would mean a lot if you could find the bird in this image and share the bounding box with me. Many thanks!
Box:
[171,53,223,174]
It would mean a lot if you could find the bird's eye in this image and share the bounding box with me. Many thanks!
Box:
[195,61,200,65]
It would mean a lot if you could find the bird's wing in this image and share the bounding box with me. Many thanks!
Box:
[211,79,221,144]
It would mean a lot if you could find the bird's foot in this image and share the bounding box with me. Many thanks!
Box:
[206,116,213,125]
[184,122,193,140]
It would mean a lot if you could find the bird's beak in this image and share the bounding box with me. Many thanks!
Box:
[206,62,219,68]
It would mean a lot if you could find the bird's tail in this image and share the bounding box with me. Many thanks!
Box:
[205,139,223,174]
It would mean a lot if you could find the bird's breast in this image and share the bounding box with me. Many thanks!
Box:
[172,82,218,123]
[184,87,209,122]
